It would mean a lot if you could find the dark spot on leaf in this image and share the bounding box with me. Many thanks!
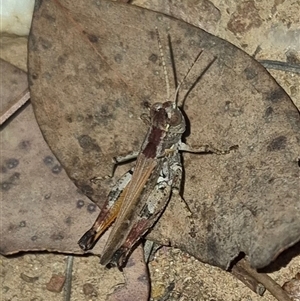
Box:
[65,217,71,225]
[32,73,38,80]
[43,156,54,166]
[44,193,51,199]
[114,53,122,63]
[19,221,26,227]
[264,106,274,122]
[93,104,115,125]
[114,98,123,108]
[87,203,96,213]
[19,140,31,150]
[9,172,20,183]
[266,88,286,103]
[224,101,244,117]
[77,200,85,208]
[77,114,84,122]
[78,135,101,152]
[267,136,287,151]
[133,139,140,148]
[58,54,67,64]
[81,185,94,196]
[51,232,64,241]
[31,235,38,241]
[5,158,19,169]
[149,53,158,63]
[1,182,12,191]
[88,34,98,43]
[51,164,62,174]
[244,67,257,80]
[65,114,72,123]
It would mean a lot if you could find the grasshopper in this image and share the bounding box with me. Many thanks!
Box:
[78,29,233,268]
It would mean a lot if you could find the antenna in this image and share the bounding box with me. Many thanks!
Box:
[173,50,204,108]
[155,27,170,102]
[156,27,216,109]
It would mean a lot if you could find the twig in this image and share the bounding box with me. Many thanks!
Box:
[64,255,74,301]
[231,262,266,295]
[236,258,292,301]
[0,89,30,125]
[258,60,300,74]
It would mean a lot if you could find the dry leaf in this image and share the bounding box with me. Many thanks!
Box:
[27,0,300,270]
[0,102,104,255]
[0,52,149,301]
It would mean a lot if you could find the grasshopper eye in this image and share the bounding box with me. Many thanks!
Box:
[168,109,182,126]
[150,102,163,117]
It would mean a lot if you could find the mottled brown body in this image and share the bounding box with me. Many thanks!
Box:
[78,100,187,267]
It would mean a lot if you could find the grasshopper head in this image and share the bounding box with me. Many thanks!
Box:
[147,101,186,151]
[150,101,186,134]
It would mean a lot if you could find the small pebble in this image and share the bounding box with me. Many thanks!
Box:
[83,283,97,297]
[20,272,39,283]
[46,274,65,293]
[282,273,300,301]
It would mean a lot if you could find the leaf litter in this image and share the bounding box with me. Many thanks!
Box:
[1,0,299,300]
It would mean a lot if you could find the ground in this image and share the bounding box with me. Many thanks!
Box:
[1,0,299,300]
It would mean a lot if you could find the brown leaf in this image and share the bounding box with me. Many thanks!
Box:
[27,0,300,270]
[107,245,150,301]
[0,102,104,255]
